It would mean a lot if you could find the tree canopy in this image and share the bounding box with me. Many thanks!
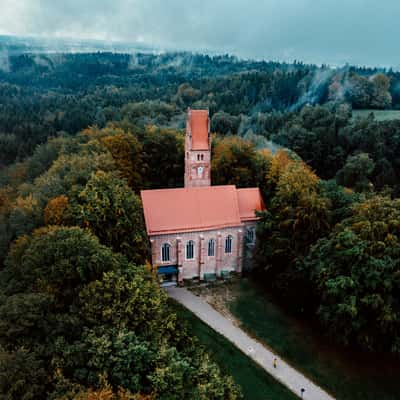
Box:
[0,123,241,399]
[2,49,400,397]
[0,226,241,399]
[302,196,400,353]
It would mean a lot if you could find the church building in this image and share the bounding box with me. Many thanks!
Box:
[141,109,265,284]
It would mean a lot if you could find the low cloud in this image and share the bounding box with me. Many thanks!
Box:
[1,0,400,67]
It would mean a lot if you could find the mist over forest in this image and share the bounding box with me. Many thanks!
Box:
[2,36,400,193]
[1,33,400,400]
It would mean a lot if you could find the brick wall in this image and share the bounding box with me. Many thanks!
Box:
[184,150,211,187]
[150,226,247,281]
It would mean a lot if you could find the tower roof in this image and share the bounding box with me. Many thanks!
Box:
[189,109,209,150]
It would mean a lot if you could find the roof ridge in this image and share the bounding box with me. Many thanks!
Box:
[141,185,264,236]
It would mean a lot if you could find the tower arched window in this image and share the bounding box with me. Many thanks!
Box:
[208,239,215,257]
[161,243,171,262]
[186,240,195,259]
[225,235,233,254]
[201,154,204,160]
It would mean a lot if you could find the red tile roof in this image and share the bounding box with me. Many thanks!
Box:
[141,185,265,236]
[237,188,265,221]
[189,109,209,151]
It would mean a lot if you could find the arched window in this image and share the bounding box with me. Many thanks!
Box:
[208,239,215,257]
[186,240,195,259]
[201,154,204,160]
[225,235,233,254]
[246,227,255,244]
[197,154,200,161]
[161,243,171,262]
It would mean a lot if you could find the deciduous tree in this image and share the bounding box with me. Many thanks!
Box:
[69,171,149,264]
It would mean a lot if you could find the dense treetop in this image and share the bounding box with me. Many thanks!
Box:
[0,125,242,399]
[1,51,400,170]
[1,51,400,397]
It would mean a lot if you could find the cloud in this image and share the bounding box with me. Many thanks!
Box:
[1,0,400,67]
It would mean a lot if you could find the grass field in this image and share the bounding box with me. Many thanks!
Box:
[352,109,400,121]
[170,300,299,400]
[227,279,400,400]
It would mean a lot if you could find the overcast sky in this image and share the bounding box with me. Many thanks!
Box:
[1,0,399,68]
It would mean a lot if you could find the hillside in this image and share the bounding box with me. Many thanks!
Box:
[1,46,400,399]
[2,49,400,193]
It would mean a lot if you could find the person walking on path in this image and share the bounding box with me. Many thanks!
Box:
[273,357,277,369]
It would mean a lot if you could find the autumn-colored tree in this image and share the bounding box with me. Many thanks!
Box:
[8,194,43,239]
[44,195,69,225]
[0,224,241,400]
[256,158,331,306]
[212,136,261,188]
[72,387,137,400]
[101,131,147,191]
[34,151,116,203]
[0,186,14,215]
[174,83,201,106]
[268,159,330,259]
[69,171,149,264]
[72,388,151,400]
[79,267,174,341]
[0,139,118,265]
[57,375,152,400]
[265,149,291,190]
[370,73,392,109]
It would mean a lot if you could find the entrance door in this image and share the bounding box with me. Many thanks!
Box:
[157,265,178,287]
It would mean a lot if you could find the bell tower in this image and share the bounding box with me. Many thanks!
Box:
[184,109,211,188]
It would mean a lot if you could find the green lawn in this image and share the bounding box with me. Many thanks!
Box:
[228,279,400,400]
[170,300,299,400]
[352,109,400,121]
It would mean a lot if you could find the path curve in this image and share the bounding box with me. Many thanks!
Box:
[166,286,335,400]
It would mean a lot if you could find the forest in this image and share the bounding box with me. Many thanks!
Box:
[0,51,400,398]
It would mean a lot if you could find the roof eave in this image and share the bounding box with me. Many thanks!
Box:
[240,216,261,222]
[148,221,243,236]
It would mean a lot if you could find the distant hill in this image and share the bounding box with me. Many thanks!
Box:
[1,42,400,197]
[0,34,155,55]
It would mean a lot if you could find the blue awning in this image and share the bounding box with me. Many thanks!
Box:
[158,266,178,275]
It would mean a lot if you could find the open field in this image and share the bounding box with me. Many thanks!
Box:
[213,278,400,400]
[170,299,299,400]
[352,109,400,121]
